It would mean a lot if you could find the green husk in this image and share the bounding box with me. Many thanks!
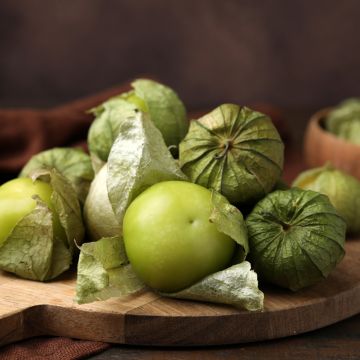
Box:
[87,79,188,171]
[246,188,346,291]
[20,147,94,205]
[88,98,139,172]
[106,111,187,220]
[179,104,284,205]
[209,191,249,261]
[0,169,84,281]
[38,169,84,254]
[84,110,187,241]
[130,79,188,148]
[326,98,360,144]
[293,164,360,233]
[76,236,144,304]
[83,165,122,242]
[164,261,263,311]
[0,199,56,281]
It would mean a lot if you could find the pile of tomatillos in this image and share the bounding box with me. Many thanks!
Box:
[1,79,359,312]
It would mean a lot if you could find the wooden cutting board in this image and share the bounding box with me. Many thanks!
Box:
[0,239,359,347]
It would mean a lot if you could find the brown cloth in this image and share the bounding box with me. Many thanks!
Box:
[0,336,110,360]
[0,83,132,173]
[0,81,291,359]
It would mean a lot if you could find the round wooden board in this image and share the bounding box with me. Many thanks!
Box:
[0,239,359,347]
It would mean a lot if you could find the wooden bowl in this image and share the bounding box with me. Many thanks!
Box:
[304,108,360,180]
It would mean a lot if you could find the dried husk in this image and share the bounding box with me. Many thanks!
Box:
[84,111,187,241]
[326,98,360,145]
[0,169,84,281]
[246,188,346,291]
[293,164,360,234]
[179,104,284,205]
[20,147,94,205]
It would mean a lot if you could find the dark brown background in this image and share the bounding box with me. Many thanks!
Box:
[1,0,360,109]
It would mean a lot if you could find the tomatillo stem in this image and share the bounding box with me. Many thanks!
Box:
[214,140,231,159]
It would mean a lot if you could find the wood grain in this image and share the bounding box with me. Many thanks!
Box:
[0,239,359,347]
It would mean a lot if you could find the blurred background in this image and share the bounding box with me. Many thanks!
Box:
[1,0,360,109]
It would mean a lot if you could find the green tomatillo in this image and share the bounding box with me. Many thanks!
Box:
[0,169,84,281]
[123,181,237,293]
[179,104,284,206]
[293,164,360,234]
[87,79,188,172]
[246,188,346,291]
[0,178,65,246]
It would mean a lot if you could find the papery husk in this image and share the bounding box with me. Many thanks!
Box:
[20,147,94,205]
[87,79,188,171]
[293,164,360,234]
[164,261,264,312]
[131,79,188,148]
[326,98,360,145]
[246,188,346,291]
[179,104,284,205]
[0,169,84,281]
[76,236,144,304]
[84,110,187,241]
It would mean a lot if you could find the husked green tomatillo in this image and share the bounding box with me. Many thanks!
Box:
[84,111,187,242]
[0,178,64,247]
[0,169,84,281]
[123,181,237,293]
[293,164,360,234]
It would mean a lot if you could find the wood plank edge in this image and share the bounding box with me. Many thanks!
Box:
[122,284,360,346]
[1,282,360,347]
[0,306,44,347]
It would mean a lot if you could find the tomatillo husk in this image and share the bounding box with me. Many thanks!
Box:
[179,104,284,205]
[293,164,360,234]
[246,188,346,291]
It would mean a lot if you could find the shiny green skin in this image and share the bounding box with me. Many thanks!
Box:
[246,188,346,291]
[123,181,236,293]
[0,178,64,246]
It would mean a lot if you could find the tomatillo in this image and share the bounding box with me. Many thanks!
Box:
[0,177,65,246]
[123,181,236,293]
